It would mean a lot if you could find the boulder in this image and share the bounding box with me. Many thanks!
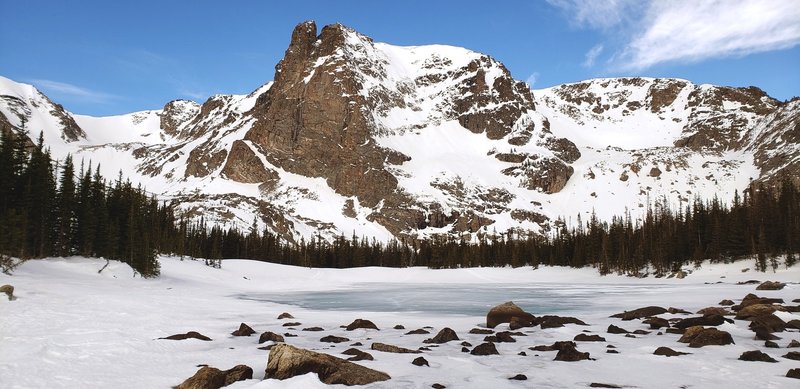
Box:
[653,347,690,357]
[160,331,211,341]
[734,294,784,311]
[320,335,349,344]
[486,301,534,328]
[346,319,379,331]
[783,351,800,361]
[685,328,735,348]
[748,314,786,333]
[484,331,517,343]
[673,315,728,329]
[175,365,253,389]
[423,327,459,344]
[765,340,779,348]
[265,344,390,385]
[468,328,494,335]
[554,343,590,362]
[530,341,576,352]
[539,315,587,329]
[258,332,284,344]
[643,317,670,329]
[756,281,786,290]
[470,342,499,356]
[341,348,374,361]
[509,316,534,330]
[738,350,778,362]
[696,307,732,316]
[574,334,605,342]
[786,319,800,330]
[611,306,668,321]
[607,324,629,334]
[0,284,13,301]
[788,369,800,379]
[719,299,735,306]
[231,323,256,337]
[371,342,420,354]
[277,312,294,319]
[736,304,778,319]
[412,357,429,367]
[752,325,781,341]
[405,328,430,335]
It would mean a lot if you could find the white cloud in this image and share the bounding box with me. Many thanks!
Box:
[545,0,642,29]
[620,0,800,70]
[547,0,800,71]
[526,72,540,87]
[583,44,604,68]
[30,79,118,103]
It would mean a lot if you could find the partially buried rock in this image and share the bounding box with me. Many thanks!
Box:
[486,301,535,328]
[423,327,459,344]
[697,307,732,316]
[161,331,211,341]
[469,328,494,335]
[589,384,621,388]
[470,342,499,356]
[393,325,405,330]
[783,351,800,361]
[739,350,778,362]
[611,306,668,321]
[412,357,429,366]
[682,328,735,348]
[371,342,420,354]
[485,331,516,343]
[265,344,390,385]
[643,317,669,329]
[341,348,373,361]
[320,335,349,344]
[175,364,253,389]
[788,369,800,379]
[736,304,778,320]
[653,346,690,357]
[668,307,691,314]
[574,334,605,342]
[554,343,590,362]
[302,327,324,332]
[748,314,786,333]
[0,284,13,301]
[346,318,379,331]
[432,384,446,388]
[765,340,779,348]
[719,299,735,306]
[508,374,527,380]
[539,315,587,329]
[231,323,256,337]
[788,340,800,348]
[674,314,728,329]
[607,324,629,334]
[756,281,786,290]
[788,320,800,330]
[277,312,294,320]
[405,329,430,335]
[282,322,301,327]
[510,316,534,330]
[258,332,284,344]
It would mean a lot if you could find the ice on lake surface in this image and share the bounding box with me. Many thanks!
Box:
[236,282,679,316]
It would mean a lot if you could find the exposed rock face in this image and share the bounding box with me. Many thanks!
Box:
[265,344,390,385]
[160,100,200,138]
[175,365,253,389]
[220,140,277,183]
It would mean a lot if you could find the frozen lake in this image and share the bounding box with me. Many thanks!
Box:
[236,282,681,316]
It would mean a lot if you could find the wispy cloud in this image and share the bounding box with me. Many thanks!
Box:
[583,44,604,68]
[545,0,643,30]
[620,0,800,70]
[547,0,800,71]
[30,79,119,104]
[526,72,540,87]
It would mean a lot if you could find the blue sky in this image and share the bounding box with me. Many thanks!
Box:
[2,0,798,116]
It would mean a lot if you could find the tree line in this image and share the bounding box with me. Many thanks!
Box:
[1,129,797,276]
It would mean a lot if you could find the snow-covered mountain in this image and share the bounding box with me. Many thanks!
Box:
[1,21,797,242]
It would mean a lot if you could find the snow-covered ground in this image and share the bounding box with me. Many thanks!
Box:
[1,257,798,388]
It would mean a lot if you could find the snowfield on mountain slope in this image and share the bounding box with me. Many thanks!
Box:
[1,257,799,388]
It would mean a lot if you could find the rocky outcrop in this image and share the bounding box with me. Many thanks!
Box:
[175,365,253,389]
[221,141,277,183]
[265,344,390,385]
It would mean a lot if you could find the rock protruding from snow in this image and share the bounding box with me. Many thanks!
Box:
[486,301,535,328]
[265,343,391,385]
[175,364,253,389]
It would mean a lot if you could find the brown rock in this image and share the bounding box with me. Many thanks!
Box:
[748,314,786,333]
[393,325,405,330]
[302,327,324,332]
[538,315,587,329]
[470,342,499,356]
[175,365,253,389]
[277,312,294,319]
[788,340,800,348]
[696,307,733,316]
[607,324,629,334]
[160,331,211,341]
[738,350,778,362]
[432,383,446,388]
[282,322,301,327]
[265,343,390,385]
[486,301,534,328]
[643,317,670,329]
[411,357,429,367]
[611,306,668,321]
[668,307,691,314]
[765,340,780,348]
[574,334,606,342]
[341,348,374,361]
[674,315,728,329]
[469,328,494,335]
[554,343,590,362]
[258,332,285,344]
[320,335,349,344]
[787,369,800,379]
[231,323,256,337]
[687,328,735,348]
[719,299,735,306]
[653,347,690,357]
[783,351,800,361]
[423,327,459,344]
[509,316,534,330]
[484,332,516,343]
[345,318,379,331]
[371,342,420,354]
[221,140,278,183]
[736,304,778,319]
[756,281,786,290]
[786,319,800,330]
[405,329,430,335]
[0,284,13,301]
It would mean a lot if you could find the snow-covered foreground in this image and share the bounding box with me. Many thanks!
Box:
[1,257,798,388]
